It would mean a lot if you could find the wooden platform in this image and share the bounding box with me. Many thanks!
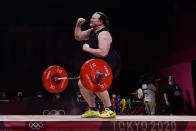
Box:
[1,115,196,121]
[0,115,196,131]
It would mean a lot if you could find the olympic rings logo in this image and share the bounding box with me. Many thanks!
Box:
[28,122,44,130]
[43,109,65,115]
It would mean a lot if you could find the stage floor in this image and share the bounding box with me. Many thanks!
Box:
[0,115,196,121]
[1,115,196,131]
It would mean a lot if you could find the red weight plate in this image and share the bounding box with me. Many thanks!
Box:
[80,59,113,92]
[42,65,68,93]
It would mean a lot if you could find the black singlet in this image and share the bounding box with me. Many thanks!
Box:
[85,27,121,78]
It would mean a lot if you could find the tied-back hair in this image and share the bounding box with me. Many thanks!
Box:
[96,12,109,26]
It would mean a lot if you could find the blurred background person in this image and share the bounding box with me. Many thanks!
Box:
[0,92,9,101]
[164,75,184,115]
[14,91,24,102]
[52,94,61,102]
[140,74,157,115]
[35,90,45,102]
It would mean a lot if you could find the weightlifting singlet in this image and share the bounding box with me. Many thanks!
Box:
[85,27,121,78]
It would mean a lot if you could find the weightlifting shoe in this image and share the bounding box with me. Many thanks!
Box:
[100,108,116,118]
[81,109,100,118]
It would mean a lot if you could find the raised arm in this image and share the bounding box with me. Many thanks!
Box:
[74,18,93,41]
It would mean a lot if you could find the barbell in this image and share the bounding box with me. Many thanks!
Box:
[42,59,113,93]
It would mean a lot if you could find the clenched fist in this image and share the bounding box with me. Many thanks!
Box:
[82,43,90,52]
[77,18,86,26]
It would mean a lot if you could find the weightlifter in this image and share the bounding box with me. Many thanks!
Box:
[74,12,121,118]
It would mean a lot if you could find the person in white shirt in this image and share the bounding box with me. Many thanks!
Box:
[140,74,157,115]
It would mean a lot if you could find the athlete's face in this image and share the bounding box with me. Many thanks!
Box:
[90,13,102,28]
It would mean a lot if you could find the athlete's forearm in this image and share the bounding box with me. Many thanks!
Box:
[86,48,108,58]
